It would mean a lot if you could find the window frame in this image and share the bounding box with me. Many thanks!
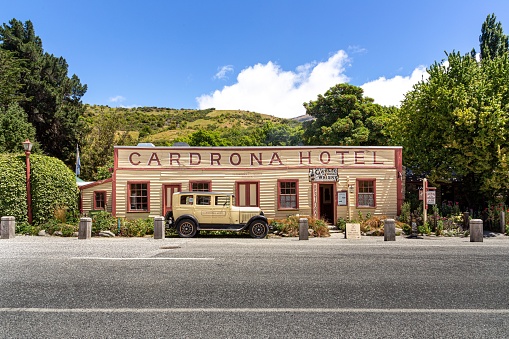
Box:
[277,179,299,210]
[189,181,212,192]
[93,190,107,210]
[356,178,376,208]
[127,181,150,212]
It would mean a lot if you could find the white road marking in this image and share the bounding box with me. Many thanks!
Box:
[0,308,508,314]
[70,257,215,260]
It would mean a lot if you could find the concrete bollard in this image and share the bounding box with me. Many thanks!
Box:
[299,218,309,240]
[154,216,165,239]
[470,219,483,242]
[1,216,16,239]
[384,219,396,241]
[78,217,92,240]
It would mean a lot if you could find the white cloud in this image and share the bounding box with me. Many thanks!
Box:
[197,50,350,119]
[361,66,429,107]
[214,65,234,80]
[197,51,430,118]
[109,95,126,103]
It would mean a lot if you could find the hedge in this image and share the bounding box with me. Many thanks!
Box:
[0,153,79,225]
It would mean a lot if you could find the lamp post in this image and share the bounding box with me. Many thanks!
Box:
[22,139,33,224]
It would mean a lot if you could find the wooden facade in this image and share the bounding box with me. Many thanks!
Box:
[80,145,404,223]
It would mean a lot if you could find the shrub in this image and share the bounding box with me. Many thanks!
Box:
[123,218,153,237]
[30,154,79,225]
[336,217,347,232]
[91,211,117,234]
[269,216,329,237]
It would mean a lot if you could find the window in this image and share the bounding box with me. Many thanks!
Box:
[278,179,298,210]
[197,195,211,205]
[190,181,211,192]
[215,195,230,206]
[94,191,106,210]
[357,179,376,207]
[180,195,194,205]
[128,182,149,212]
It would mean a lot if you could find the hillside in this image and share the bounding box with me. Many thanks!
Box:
[83,105,296,146]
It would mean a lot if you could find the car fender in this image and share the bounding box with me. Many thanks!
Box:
[174,214,200,229]
[246,215,268,229]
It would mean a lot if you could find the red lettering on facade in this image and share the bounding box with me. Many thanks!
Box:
[230,153,241,166]
[373,151,384,164]
[269,152,283,165]
[335,151,349,164]
[147,152,161,166]
[299,151,311,164]
[250,153,262,166]
[129,152,141,166]
[319,151,331,164]
[169,153,181,165]
[355,151,365,164]
[211,153,221,165]
[189,152,201,165]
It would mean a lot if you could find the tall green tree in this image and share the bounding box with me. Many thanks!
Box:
[398,51,509,207]
[0,102,37,153]
[81,109,134,181]
[302,83,394,146]
[0,49,24,108]
[479,13,509,61]
[0,19,87,165]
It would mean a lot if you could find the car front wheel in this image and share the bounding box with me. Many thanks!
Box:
[249,221,268,239]
[177,219,197,238]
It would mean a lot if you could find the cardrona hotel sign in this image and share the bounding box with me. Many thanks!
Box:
[116,147,396,170]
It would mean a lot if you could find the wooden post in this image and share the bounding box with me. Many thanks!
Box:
[500,211,505,234]
[1,216,15,239]
[78,217,92,240]
[384,219,396,241]
[470,219,483,242]
[154,216,165,239]
[299,218,309,240]
[463,212,469,231]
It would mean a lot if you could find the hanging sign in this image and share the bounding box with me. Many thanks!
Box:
[309,168,339,182]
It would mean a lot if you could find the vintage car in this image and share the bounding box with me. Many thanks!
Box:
[166,192,269,238]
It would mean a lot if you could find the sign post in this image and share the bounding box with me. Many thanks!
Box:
[423,178,428,226]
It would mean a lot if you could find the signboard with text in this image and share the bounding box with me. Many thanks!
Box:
[309,168,339,182]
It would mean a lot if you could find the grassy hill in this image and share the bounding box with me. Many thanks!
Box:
[84,105,299,146]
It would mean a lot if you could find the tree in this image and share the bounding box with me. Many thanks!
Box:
[0,19,87,165]
[80,109,134,181]
[302,83,395,146]
[0,102,37,153]
[479,13,509,61]
[0,49,24,108]
[397,51,509,207]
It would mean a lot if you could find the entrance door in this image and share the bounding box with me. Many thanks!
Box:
[319,184,335,223]
[163,184,181,217]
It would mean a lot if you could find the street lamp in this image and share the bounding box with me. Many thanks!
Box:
[22,139,33,224]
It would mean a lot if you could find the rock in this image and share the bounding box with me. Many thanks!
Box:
[72,232,79,237]
[54,231,63,236]
[99,230,115,237]
[38,230,46,236]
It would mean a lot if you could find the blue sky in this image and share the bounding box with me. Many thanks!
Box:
[2,0,509,118]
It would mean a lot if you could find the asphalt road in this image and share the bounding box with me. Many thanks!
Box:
[1,234,508,338]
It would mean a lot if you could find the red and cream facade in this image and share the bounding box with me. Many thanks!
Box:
[80,145,403,223]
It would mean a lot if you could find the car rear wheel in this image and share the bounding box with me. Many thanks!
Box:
[249,221,268,239]
[177,219,197,238]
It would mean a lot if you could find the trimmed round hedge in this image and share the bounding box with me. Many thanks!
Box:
[0,153,79,225]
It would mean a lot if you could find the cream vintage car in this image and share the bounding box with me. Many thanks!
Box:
[166,192,269,238]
